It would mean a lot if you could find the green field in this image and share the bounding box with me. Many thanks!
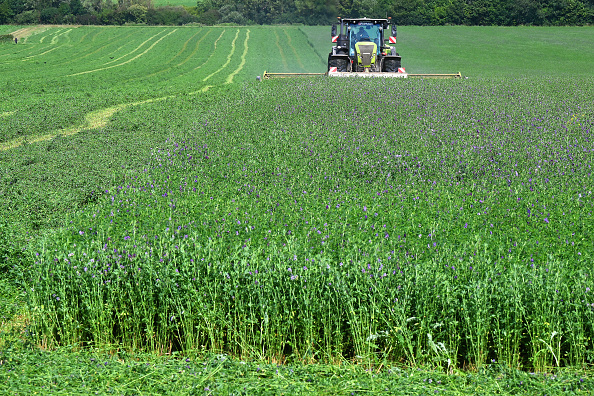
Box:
[153,0,197,7]
[1,25,594,393]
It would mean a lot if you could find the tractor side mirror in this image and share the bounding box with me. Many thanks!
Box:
[331,24,337,38]
[391,25,397,38]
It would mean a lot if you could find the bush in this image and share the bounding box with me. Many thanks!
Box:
[221,10,246,25]
[127,4,147,24]
[198,8,219,25]
[0,34,14,43]
[40,7,61,24]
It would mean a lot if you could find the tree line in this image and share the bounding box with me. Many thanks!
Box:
[0,0,592,26]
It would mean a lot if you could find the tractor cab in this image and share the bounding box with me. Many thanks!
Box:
[349,23,381,58]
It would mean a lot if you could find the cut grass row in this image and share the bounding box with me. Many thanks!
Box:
[0,347,592,395]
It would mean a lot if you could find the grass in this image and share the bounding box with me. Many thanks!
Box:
[1,25,594,392]
[1,347,592,395]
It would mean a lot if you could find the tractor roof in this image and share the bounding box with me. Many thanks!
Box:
[339,17,391,25]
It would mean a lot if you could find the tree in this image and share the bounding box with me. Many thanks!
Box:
[69,0,84,15]
[295,0,338,24]
[0,0,13,23]
[127,3,147,22]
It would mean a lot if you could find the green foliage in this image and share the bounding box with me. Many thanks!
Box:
[1,25,594,376]
[1,0,592,25]
[21,76,594,369]
[1,348,591,395]
[0,34,14,43]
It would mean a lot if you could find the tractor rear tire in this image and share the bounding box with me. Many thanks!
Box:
[328,57,348,72]
[384,58,401,72]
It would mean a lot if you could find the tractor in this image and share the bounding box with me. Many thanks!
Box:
[328,17,402,74]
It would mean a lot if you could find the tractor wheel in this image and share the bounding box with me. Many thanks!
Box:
[336,58,348,72]
[328,57,337,71]
[329,57,348,72]
[384,58,401,72]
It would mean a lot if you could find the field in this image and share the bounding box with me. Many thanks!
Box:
[1,25,594,393]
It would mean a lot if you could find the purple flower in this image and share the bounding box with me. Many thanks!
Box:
[363,206,367,212]
[544,218,549,223]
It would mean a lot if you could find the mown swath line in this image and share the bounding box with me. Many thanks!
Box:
[102,30,165,65]
[40,29,63,44]
[226,29,250,84]
[284,28,304,70]
[165,29,224,84]
[21,46,63,61]
[0,80,225,150]
[0,95,178,151]
[36,30,137,70]
[191,30,225,72]
[274,29,288,71]
[0,111,16,118]
[203,29,239,82]
[21,26,51,44]
[78,29,92,43]
[67,31,136,63]
[142,29,212,80]
[169,30,203,64]
[177,30,212,67]
[51,29,73,45]
[68,29,178,77]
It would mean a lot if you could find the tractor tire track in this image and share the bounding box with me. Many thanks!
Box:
[297,26,325,65]
[21,46,63,61]
[176,30,212,67]
[142,30,212,80]
[191,30,225,73]
[284,28,304,70]
[0,81,220,151]
[68,29,178,77]
[169,30,203,65]
[102,30,165,66]
[73,31,136,62]
[78,29,92,43]
[40,29,63,44]
[51,29,73,44]
[0,95,176,151]
[226,29,250,84]
[202,29,240,82]
[274,29,288,72]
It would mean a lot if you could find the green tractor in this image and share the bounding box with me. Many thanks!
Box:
[262,17,461,79]
[328,17,402,74]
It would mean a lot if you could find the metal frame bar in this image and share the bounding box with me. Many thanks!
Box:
[262,71,462,79]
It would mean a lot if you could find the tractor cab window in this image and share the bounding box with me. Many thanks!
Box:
[349,24,381,56]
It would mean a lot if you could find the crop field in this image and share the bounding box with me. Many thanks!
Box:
[1,25,594,393]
